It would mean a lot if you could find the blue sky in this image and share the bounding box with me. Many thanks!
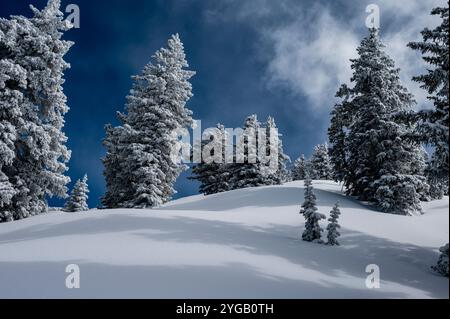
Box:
[1,0,444,207]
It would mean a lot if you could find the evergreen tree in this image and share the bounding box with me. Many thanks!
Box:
[326,202,341,246]
[328,100,350,183]
[0,0,72,222]
[425,152,446,200]
[292,154,308,181]
[190,124,230,195]
[310,144,333,180]
[432,243,449,277]
[228,115,267,190]
[263,116,290,185]
[330,29,428,215]
[64,175,89,212]
[408,3,449,197]
[102,34,195,208]
[301,176,325,242]
[0,59,26,222]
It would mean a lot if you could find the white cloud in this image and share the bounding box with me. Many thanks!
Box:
[265,9,359,110]
[205,0,445,112]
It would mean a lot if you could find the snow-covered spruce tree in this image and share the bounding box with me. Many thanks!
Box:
[190,124,230,195]
[0,0,72,222]
[432,243,449,277]
[102,34,195,208]
[228,115,267,190]
[262,116,290,185]
[408,4,449,198]
[292,154,308,181]
[425,153,446,200]
[333,29,428,215]
[310,144,333,180]
[326,202,341,246]
[64,175,89,212]
[328,100,350,183]
[0,58,26,222]
[300,176,325,242]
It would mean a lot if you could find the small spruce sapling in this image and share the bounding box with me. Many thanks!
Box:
[64,175,89,212]
[326,202,341,246]
[300,176,325,242]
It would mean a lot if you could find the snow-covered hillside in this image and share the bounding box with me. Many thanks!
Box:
[0,181,448,299]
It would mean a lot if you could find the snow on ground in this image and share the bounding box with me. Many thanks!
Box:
[0,181,448,299]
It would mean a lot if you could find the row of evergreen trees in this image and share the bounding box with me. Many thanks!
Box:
[189,115,290,195]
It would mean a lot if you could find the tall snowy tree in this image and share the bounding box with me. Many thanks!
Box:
[0,59,26,222]
[0,0,72,222]
[330,29,428,215]
[292,154,308,181]
[326,202,341,246]
[408,3,449,198]
[328,101,350,183]
[64,175,89,212]
[190,124,230,195]
[102,34,195,208]
[262,116,290,185]
[310,144,333,180]
[300,176,325,242]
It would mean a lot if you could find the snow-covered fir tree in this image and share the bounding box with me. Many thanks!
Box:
[328,101,350,183]
[408,3,449,198]
[425,153,446,200]
[64,175,89,212]
[326,202,341,246]
[292,155,308,181]
[310,144,333,180]
[0,0,72,222]
[432,243,449,277]
[190,124,230,195]
[102,34,195,208]
[228,115,267,190]
[0,59,26,222]
[300,176,325,242]
[262,116,290,185]
[329,29,428,215]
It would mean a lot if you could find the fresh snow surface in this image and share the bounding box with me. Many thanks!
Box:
[0,181,448,298]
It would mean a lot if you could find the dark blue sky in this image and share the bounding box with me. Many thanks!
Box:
[1,0,442,207]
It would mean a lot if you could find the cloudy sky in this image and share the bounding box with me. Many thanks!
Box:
[1,0,444,207]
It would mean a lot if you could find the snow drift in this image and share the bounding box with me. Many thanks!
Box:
[0,181,448,298]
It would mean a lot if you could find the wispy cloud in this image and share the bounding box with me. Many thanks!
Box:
[205,0,445,112]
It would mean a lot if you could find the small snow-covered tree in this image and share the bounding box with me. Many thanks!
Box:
[301,176,325,242]
[262,116,290,185]
[102,34,195,208]
[64,175,89,212]
[326,202,341,246]
[409,4,449,197]
[432,243,449,277]
[228,115,267,190]
[292,154,308,181]
[190,124,230,195]
[311,144,333,180]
